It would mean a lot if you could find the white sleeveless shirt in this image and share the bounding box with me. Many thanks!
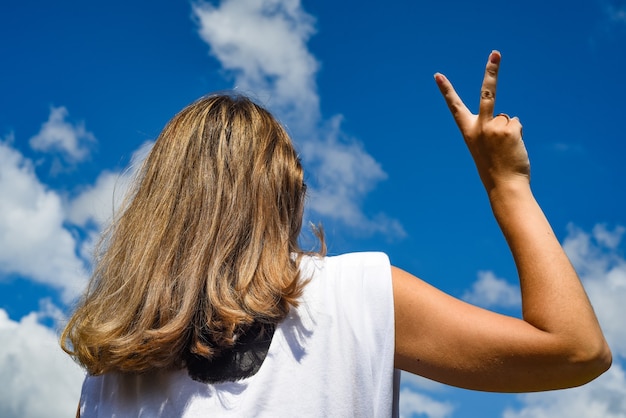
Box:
[79,252,399,417]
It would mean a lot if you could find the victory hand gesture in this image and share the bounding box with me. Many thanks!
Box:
[435,51,530,193]
[393,52,610,393]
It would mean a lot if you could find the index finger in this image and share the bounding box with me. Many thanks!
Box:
[435,73,473,132]
[478,51,501,121]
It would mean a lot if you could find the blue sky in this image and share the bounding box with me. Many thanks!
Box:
[1,0,625,417]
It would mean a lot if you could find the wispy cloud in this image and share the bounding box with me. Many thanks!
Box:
[399,368,455,417]
[590,0,626,45]
[0,136,87,302]
[400,371,451,393]
[29,106,96,166]
[66,141,153,230]
[301,116,405,235]
[399,387,454,418]
[563,223,626,357]
[504,364,626,418]
[0,309,84,418]
[462,270,521,309]
[0,125,149,418]
[605,0,626,24]
[193,0,319,132]
[551,141,584,154]
[192,0,404,237]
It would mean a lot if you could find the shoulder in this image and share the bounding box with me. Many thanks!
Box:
[298,252,393,315]
[324,252,391,286]
[297,252,396,358]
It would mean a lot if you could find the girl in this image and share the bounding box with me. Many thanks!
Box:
[62,51,611,417]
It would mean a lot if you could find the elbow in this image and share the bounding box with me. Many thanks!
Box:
[568,338,612,386]
[590,340,613,378]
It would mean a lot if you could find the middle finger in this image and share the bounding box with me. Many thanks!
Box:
[478,51,501,122]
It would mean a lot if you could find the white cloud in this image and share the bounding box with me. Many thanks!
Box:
[29,106,96,164]
[504,364,626,418]
[462,270,521,309]
[66,140,153,230]
[64,141,153,268]
[0,309,85,418]
[592,223,625,250]
[0,125,151,418]
[193,0,319,131]
[399,372,455,418]
[192,0,403,237]
[66,170,129,229]
[401,371,450,393]
[302,117,405,236]
[563,224,626,357]
[0,136,87,302]
[399,387,454,418]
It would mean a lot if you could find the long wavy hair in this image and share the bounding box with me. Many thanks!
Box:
[61,94,323,376]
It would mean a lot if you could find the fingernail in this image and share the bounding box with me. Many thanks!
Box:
[434,73,444,85]
[490,51,501,63]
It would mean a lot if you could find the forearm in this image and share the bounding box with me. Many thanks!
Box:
[489,180,610,362]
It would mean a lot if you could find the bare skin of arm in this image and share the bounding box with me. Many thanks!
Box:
[393,51,611,392]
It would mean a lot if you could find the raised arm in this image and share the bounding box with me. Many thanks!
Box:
[393,51,611,392]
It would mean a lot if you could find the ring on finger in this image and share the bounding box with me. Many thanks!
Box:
[495,113,511,122]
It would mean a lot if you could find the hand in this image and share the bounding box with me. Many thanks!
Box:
[435,51,530,193]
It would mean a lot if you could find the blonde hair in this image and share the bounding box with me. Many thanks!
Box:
[61,94,323,376]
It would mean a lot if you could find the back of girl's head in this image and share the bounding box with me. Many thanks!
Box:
[142,93,306,248]
[61,93,317,376]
